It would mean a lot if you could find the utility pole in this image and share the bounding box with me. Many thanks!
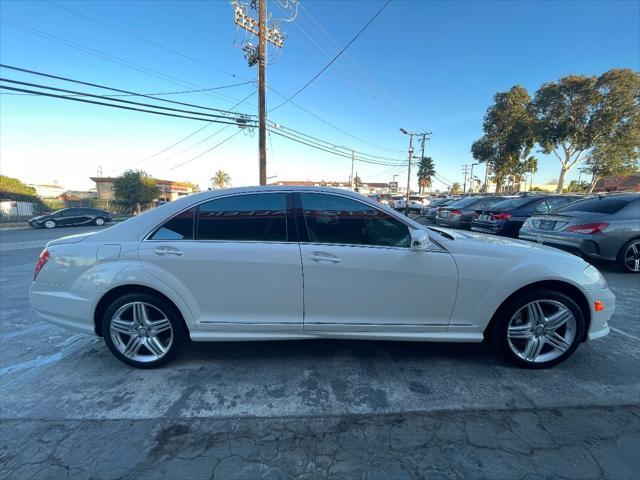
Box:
[350,150,355,190]
[232,1,285,185]
[258,0,267,185]
[400,129,414,216]
[469,163,478,193]
[461,164,471,194]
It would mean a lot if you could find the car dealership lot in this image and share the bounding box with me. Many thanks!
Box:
[1,226,639,479]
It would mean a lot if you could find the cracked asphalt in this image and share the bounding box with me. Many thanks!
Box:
[1,225,639,479]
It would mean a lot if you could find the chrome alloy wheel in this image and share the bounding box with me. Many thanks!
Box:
[507,300,577,364]
[109,302,173,363]
[624,241,640,272]
[44,220,56,229]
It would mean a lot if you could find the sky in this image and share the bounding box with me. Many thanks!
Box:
[1,0,639,192]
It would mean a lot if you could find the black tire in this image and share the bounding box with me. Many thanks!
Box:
[617,238,640,274]
[101,292,186,368]
[490,289,585,369]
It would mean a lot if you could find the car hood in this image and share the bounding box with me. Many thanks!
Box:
[428,226,587,265]
[47,232,96,247]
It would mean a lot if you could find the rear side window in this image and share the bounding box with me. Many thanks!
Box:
[555,197,632,214]
[150,208,194,240]
[300,193,410,248]
[196,193,287,242]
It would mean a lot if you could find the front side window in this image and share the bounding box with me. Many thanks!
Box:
[300,193,410,248]
[150,208,195,240]
[196,193,287,242]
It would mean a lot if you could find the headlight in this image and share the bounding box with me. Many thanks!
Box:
[584,265,607,289]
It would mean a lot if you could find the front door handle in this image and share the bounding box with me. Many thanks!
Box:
[154,246,183,256]
[309,252,341,263]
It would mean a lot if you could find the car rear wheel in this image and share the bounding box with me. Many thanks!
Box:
[95,217,105,226]
[617,239,640,274]
[102,293,186,368]
[491,289,585,368]
[44,220,56,229]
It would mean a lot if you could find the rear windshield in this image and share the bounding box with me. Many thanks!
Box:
[490,197,534,209]
[448,197,484,208]
[555,197,632,214]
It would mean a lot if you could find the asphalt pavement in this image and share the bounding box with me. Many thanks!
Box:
[1,224,639,479]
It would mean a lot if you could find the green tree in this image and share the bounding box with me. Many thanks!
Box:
[211,170,231,189]
[113,170,160,214]
[451,182,462,194]
[564,180,589,193]
[471,86,536,192]
[582,140,639,192]
[532,69,640,192]
[417,156,436,194]
[0,175,37,200]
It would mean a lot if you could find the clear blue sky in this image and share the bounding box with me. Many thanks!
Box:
[1,0,639,191]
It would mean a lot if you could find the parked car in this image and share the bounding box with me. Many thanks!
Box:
[519,194,640,273]
[408,195,428,212]
[29,207,113,229]
[388,195,406,210]
[30,186,614,369]
[421,197,457,223]
[436,196,510,230]
[372,193,392,206]
[471,195,582,237]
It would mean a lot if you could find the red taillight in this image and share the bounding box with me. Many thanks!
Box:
[565,223,609,234]
[34,248,50,281]
[450,209,463,216]
[490,212,512,221]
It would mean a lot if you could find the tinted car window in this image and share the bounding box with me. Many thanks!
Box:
[301,193,410,248]
[197,193,287,242]
[150,209,195,240]
[555,196,632,214]
[534,200,551,213]
[490,197,535,210]
[448,197,482,208]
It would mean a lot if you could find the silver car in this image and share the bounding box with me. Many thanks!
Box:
[519,193,640,273]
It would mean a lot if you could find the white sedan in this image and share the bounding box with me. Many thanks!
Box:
[30,186,614,369]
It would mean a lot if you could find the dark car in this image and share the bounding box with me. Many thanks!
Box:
[519,193,640,273]
[29,207,113,229]
[471,194,582,237]
[420,197,458,223]
[435,196,510,230]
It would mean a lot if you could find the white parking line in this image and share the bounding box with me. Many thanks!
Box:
[610,326,640,342]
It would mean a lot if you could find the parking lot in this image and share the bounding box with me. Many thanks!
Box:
[1,225,639,479]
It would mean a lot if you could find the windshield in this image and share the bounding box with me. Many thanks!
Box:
[555,196,633,214]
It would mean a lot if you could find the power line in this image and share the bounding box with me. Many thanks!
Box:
[0,85,255,126]
[0,64,254,116]
[270,0,391,112]
[0,81,255,97]
[166,129,245,171]
[0,77,252,122]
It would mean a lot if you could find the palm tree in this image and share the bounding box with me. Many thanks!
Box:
[211,170,231,189]
[417,156,436,194]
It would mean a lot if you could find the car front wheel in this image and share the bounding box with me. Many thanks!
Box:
[95,217,105,226]
[491,289,585,368]
[44,220,56,229]
[102,293,186,368]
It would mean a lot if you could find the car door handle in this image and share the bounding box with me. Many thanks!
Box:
[154,246,183,256]
[309,252,341,263]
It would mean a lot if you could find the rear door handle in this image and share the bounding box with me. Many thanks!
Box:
[309,252,341,263]
[154,246,183,256]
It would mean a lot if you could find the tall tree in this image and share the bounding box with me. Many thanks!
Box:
[582,140,639,192]
[532,69,640,192]
[113,170,160,214]
[211,170,231,189]
[471,86,536,192]
[417,156,436,194]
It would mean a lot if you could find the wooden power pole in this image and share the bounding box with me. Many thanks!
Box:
[233,1,285,185]
[258,0,267,185]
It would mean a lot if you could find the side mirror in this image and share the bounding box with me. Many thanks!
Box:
[410,229,431,252]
